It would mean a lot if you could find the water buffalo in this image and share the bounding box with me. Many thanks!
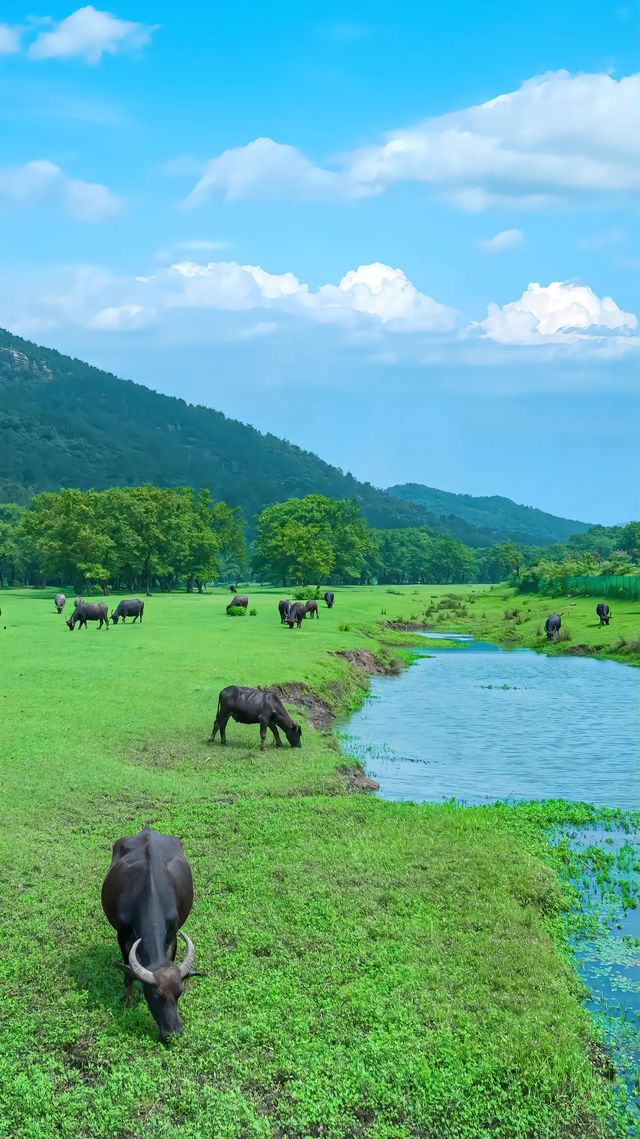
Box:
[111,598,144,625]
[278,599,291,624]
[324,591,334,608]
[67,602,109,630]
[545,613,561,640]
[286,602,306,629]
[74,596,84,608]
[226,595,248,614]
[304,600,319,619]
[54,593,66,614]
[101,825,201,1041]
[209,685,302,750]
[596,602,611,626]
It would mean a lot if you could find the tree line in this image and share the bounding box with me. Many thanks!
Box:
[1,486,636,593]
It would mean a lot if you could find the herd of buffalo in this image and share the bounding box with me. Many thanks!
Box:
[49,586,612,1040]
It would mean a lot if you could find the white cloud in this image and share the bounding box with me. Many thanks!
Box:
[0,160,120,219]
[87,304,155,330]
[185,71,640,210]
[185,138,340,207]
[478,229,524,254]
[478,281,638,345]
[28,5,156,64]
[315,263,457,330]
[0,23,21,54]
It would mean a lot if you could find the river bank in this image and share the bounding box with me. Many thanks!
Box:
[0,586,635,1138]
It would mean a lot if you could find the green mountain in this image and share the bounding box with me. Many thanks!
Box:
[387,483,590,546]
[0,328,431,530]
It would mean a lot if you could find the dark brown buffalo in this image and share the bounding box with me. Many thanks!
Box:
[544,613,561,640]
[324,591,334,608]
[286,602,306,629]
[54,593,66,614]
[209,685,302,750]
[304,600,319,619]
[596,602,610,626]
[111,598,144,625]
[226,594,248,614]
[101,825,201,1041]
[67,602,109,630]
[278,599,291,624]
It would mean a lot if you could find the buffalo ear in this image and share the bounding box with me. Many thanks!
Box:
[113,961,133,975]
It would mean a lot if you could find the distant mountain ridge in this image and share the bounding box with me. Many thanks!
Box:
[387,483,590,546]
[0,328,588,546]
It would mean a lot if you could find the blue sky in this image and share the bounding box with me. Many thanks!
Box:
[0,1,638,524]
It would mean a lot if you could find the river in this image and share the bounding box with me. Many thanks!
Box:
[340,636,640,1123]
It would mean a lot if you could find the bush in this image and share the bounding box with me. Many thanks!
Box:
[249,608,257,616]
[293,587,322,601]
[339,623,351,631]
[226,605,246,617]
[556,627,572,642]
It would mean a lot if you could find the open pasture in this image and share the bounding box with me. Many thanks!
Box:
[0,586,632,1138]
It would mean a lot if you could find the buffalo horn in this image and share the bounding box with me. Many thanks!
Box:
[177,930,195,978]
[128,938,155,985]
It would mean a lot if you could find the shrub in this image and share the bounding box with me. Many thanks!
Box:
[293,587,322,601]
[249,608,257,616]
[339,623,351,631]
[226,605,246,617]
[556,627,572,642]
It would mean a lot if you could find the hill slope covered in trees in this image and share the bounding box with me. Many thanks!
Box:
[0,327,587,544]
[387,482,590,546]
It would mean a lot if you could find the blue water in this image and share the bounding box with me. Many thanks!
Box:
[342,636,640,810]
[340,637,640,1116]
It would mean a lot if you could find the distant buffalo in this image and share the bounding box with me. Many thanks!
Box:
[278,599,291,624]
[227,595,248,614]
[111,599,144,625]
[286,602,306,629]
[75,596,84,608]
[304,600,319,619]
[209,685,302,751]
[324,591,334,609]
[544,613,561,641]
[67,602,109,630]
[54,593,66,614]
[596,602,610,626]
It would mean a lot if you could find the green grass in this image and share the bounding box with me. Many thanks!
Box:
[0,586,634,1137]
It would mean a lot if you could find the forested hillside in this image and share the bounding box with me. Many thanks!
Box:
[1,328,587,546]
[387,482,589,546]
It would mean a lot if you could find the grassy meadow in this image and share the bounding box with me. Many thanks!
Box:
[0,584,637,1138]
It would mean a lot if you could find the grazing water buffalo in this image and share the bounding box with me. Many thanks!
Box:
[545,613,562,640]
[54,593,66,614]
[226,595,248,614]
[286,602,306,629]
[101,825,200,1041]
[111,598,144,625]
[278,599,291,624]
[596,602,611,626]
[67,602,109,630]
[324,591,334,608]
[74,596,84,608]
[304,599,319,619]
[209,685,302,750]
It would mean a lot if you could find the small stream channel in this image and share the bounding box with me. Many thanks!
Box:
[340,635,640,1122]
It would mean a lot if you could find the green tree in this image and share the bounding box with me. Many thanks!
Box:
[252,495,371,585]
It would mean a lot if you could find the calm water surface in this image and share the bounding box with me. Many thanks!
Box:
[342,637,639,809]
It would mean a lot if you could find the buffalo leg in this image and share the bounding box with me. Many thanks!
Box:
[270,721,283,748]
[209,714,229,745]
[259,722,268,751]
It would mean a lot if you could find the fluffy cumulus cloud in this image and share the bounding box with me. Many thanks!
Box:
[478,281,638,345]
[0,160,120,219]
[185,71,640,210]
[478,229,523,254]
[28,5,156,64]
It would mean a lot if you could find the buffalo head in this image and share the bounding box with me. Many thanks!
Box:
[66,615,76,631]
[110,612,120,624]
[285,723,302,748]
[124,931,199,1041]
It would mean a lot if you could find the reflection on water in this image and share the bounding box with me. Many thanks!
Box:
[342,637,640,810]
